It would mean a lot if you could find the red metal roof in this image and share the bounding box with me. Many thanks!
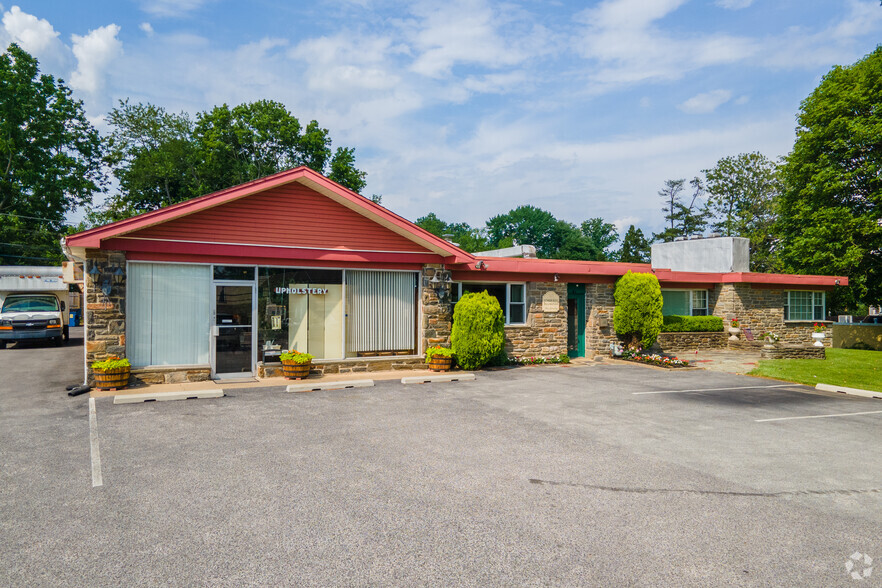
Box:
[65,166,847,288]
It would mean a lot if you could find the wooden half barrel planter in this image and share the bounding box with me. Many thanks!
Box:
[427,355,453,372]
[282,360,311,380]
[93,366,131,390]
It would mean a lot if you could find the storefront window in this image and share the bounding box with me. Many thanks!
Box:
[214,266,255,281]
[257,268,343,361]
[345,270,418,357]
[455,283,527,325]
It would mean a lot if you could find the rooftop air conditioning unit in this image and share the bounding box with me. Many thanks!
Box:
[708,232,722,238]
[674,236,687,241]
[838,315,853,324]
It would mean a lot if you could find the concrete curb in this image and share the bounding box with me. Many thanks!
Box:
[286,379,374,393]
[816,383,882,399]
[113,390,224,404]
[401,373,476,384]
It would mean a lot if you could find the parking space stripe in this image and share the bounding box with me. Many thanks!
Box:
[633,384,795,395]
[88,398,103,488]
[755,410,882,423]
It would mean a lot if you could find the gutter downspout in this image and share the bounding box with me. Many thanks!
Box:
[61,237,88,387]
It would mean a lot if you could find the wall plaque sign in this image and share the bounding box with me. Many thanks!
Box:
[542,291,559,313]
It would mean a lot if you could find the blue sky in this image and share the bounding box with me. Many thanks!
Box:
[4,0,882,237]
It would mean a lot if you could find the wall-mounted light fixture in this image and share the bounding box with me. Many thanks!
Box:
[89,262,125,297]
[554,273,560,282]
[475,260,487,270]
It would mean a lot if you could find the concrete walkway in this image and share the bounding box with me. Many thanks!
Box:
[681,348,763,375]
[91,367,447,398]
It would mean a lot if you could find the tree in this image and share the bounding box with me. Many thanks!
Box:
[580,218,619,260]
[415,213,489,252]
[613,271,663,349]
[778,46,882,308]
[450,291,505,369]
[653,177,709,243]
[486,205,560,257]
[617,225,651,263]
[93,99,367,224]
[704,152,781,272]
[0,44,103,264]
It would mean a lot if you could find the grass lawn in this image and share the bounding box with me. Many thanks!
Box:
[749,348,882,392]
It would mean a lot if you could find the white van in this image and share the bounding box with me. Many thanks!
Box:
[0,266,70,348]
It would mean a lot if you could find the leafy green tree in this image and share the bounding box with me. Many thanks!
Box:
[0,44,103,264]
[96,100,197,223]
[778,46,882,308]
[617,225,651,263]
[93,99,367,224]
[704,152,781,272]
[450,291,505,369]
[486,205,560,257]
[415,213,489,252]
[581,217,619,260]
[613,271,663,349]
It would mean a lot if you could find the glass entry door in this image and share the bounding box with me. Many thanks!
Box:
[213,283,255,378]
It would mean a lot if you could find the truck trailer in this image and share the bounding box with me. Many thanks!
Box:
[0,266,70,348]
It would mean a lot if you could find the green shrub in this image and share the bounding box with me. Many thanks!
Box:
[451,291,505,370]
[613,271,663,349]
[660,315,724,332]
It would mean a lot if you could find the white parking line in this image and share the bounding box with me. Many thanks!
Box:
[633,384,795,396]
[88,397,103,488]
[755,410,882,423]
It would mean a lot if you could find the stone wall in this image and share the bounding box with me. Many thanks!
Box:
[710,283,831,347]
[504,282,568,358]
[84,249,127,383]
[656,331,727,353]
[259,357,424,378]
[585,282,617,354]
[760,345,825,360]
[832,324,882,350]
[133,367,211,385]
[421,265,454,352]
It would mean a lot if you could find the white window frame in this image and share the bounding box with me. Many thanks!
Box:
[785,290,826,322]
[456,282,528,326]
[661,288,710,317]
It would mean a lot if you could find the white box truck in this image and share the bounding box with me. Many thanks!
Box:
[0,266,70,348]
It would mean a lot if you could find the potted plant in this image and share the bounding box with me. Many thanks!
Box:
[425,345,455,372]
[92,356,131,390]
[811,323,827,347]
[280,350,314,379]
[761,332,779,348]
[728,318,741,341]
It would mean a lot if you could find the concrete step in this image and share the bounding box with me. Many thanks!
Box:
[816,383,882,399]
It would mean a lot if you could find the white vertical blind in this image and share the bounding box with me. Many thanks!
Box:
[345,270,417,355]
[127,263,210,366]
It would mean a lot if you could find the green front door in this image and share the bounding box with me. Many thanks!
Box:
[566,284,586,358]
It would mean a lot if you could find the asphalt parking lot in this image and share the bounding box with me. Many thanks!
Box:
[2,338,881,587]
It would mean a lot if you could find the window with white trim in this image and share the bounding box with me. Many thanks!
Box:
[785,291,825,321]
[661,289,710,317]
[455,283,527,325]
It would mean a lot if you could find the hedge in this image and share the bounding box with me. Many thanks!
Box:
[660,315,724,332]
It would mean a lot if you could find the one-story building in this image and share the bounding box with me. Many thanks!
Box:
[63,167,847,384]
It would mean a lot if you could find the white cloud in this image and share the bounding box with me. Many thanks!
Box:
[139,22,154,36]
[1,6,69,70]
[140,0,211,18]
[575,0,758,91]
[70,24,122,94]
[715,0,754,9]
[612,216,640,233]
[404,0,549,78]
[678,89,733,114]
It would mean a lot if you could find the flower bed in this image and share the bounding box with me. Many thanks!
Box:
[617,349,690,368]
[510,354,571,366]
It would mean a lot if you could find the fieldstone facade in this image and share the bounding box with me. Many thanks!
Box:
[710,283,831,347]
[760,345,825,360]
[584,282,617,355]
[656,331,727,353]
[504,282,568,358]
[84,249,127,384]
[421,265,454,352]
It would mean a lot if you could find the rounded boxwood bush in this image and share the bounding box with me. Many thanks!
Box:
[613,271,663,349]
[450,291,505,370]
